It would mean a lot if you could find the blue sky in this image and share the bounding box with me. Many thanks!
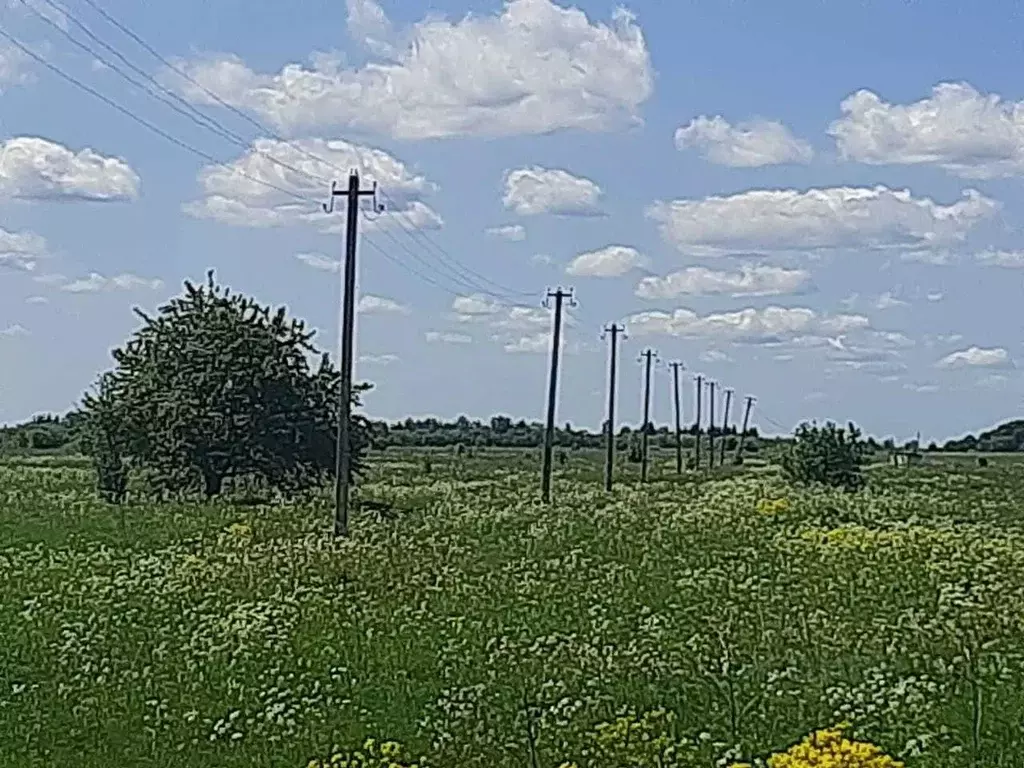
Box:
[2,0,1024,441]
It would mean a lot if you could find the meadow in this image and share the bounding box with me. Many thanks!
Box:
[2,449,1024,767]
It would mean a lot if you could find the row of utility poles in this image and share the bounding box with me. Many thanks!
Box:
[324,171,760,531]
[540,287,757,502]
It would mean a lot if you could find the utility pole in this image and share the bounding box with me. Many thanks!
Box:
[694,374,703,469]
[719,388,733,466]
[734,395,756,465]
[541,287,575,504]
[669,362,684,474]
[707,380,717,470]
[602,323,626,492]
[639,349,658,483]
[324,171,378,538]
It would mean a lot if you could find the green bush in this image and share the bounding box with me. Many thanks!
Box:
[781,420,867,492]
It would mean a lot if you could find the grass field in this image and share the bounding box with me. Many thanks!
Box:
[2,451,1024,767]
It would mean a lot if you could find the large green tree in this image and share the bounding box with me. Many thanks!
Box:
[82,270,369,500]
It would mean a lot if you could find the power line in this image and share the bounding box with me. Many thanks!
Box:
[20,0,331,191]
[360,208,523,302]
[376,188,534,299]
[0,27,316,205]
[71,0,533,301]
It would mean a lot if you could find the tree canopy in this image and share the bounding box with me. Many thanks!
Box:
[81,270,369,500]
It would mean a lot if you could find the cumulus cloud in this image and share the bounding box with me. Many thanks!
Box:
[0,137,139,202]
[830,83,1024,179]
[874,291,908,310]
[60,273,163,293]
[503,166,604,217]
[625,305,869,345]
[166,0,652,140]
[0,323,29,337]
[0,227,48,271]
[184,137,440,231]
[295,252,340,271]
[0,43,30,90]
[486,224,526,241]
[357,294,409,314]
[936,346,1012,369]
[504,332,550,354]
[451,293,575,353]
[674,115,813,167]
[646,185,997,256]
[635,264,809,298]
[566,245,647,277]
[975,249,1024,268]
[357,353,399,365]
[425,330,472,344]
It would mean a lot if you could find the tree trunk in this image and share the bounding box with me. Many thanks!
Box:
[202,469,223,498]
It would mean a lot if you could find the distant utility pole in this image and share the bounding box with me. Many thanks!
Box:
[734,395,756,464]
[541,287,575,504]
[602,323,626,492]
[669,362,685,474]
[707,380,717,470]
[719,388,734,466]
[639,349,658,483]
[694,374,703,469]
[324,171,378,538]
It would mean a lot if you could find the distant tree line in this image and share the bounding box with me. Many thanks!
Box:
[2,411,762,455]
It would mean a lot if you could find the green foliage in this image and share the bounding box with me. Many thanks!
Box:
[781,420,867,492]
[80,376,128,504]
[80,270,370,500]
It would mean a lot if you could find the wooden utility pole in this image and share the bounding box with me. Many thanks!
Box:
[707,380,717,469]
[541,287,574,503]
[734,395,756,464]
[324,171,377,538]
[639,349,657,483]
[719,388,733,466]
[669,362,684,474]
[602,323,626,492]
[694,374,703,469]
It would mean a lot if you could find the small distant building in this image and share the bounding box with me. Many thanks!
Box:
[892,450,922,467]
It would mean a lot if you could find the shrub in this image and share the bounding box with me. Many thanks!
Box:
[781,420,867,492]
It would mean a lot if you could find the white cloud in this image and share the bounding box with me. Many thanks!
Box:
[295,252,341,271]
[60,273,163,293]
[531,253,553,266]
[357,294,409,314]
[636,264,809,298]
[674,115,813,167]
[926,291,944,302]
[503,166,603,217]
[830,83,1024,179]
[25,296,47,304]
[975,249,1024,268]
[452,293,502,317]
[625,305,869,345]
[0,226,48,271]
[647,186,997,256]
[904,382,939,393]
[874,291,907,310]
[700,349,732,363]
[0,323,28,337]
[184,137,440,231]
[566,245,647,277]
[357,353,398,366]
[425,330,472,344]
[0,137,139,202]
[504,332,550,354]
[936,346,1012,369]
[168,0,652,141]
[296,253,339,272]
[486,224,526,241]
[345,0,395,55]
[0,43,30,90]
